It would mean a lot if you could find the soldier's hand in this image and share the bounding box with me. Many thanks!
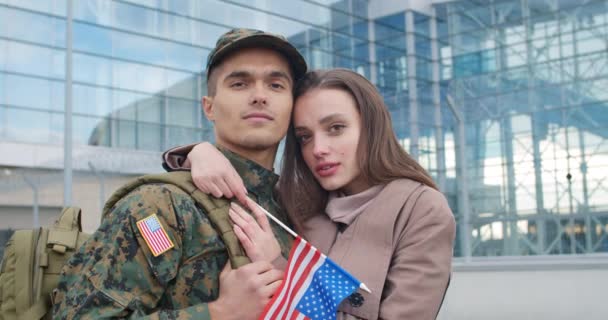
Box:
[230,198,281,263]
[210,261,283,320]
[188,142,249,204]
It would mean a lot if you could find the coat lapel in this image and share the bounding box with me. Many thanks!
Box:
[334,179,423,319]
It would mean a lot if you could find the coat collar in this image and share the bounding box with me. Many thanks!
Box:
[303,179,425,319]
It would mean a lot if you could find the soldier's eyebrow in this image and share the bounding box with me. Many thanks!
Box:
[224,70,252,81]
[267,70,292,85]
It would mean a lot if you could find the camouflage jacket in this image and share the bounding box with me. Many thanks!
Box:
[52,149,293,319]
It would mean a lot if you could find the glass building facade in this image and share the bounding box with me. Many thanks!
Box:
[1,0,607,261]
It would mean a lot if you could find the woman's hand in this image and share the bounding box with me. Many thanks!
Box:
[230,198,281,263]
[188,142,248,204]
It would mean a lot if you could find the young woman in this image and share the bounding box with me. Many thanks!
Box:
[165,69,455,319]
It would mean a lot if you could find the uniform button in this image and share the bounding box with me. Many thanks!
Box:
[348,292,364,307]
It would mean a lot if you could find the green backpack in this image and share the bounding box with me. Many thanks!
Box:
[0,207,89,320]
[0,171,251,320]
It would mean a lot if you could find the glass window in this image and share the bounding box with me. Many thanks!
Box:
[351,0,367,17]
[73,22,114,57]
[308,29,332,50]
[137,121,162,151]
[576,33,605,55]
[531,17,559,40]
[137,95,163,124]
[376,44,405,61]
[375,14,406,51]
[334,56,354,70]
[414,35,432,58]
[353,20,368,39]
[111,30,167,67]
[166,70,199,100]
[309,48,334,69]
[167,16,227,48]
[166,97,196,127]
[165,42,208,72]
[228,0,332,27]
[331,10,352,34]
[73,53,112,86]
[0,104,7,139]
[332,33,352,55]
[116,118,136,149]
[0,7,65,48]
[354,42,369,61]
[5,107,52,143]
[121,0,162,9]
[166,125,202,149]
[50,112,63,143]
[0,0,66,16]
[497,1,522,23]
[416,59,433,82]
[505,43,527,68]
[2,73,64,112]
[417,80,434,104]
[74,115,106,146]
[73,84,111,117]
[1,40,65,79]
[450,11,480,35]
[82,115,110,147]
[113,90,146,119]
[111,60,166,93]
[113,1,162,37]
[413,12,431,36]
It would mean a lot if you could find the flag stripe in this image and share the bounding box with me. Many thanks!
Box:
[262,237,307,319]
[270,238,314,319]
[274,246,314,319]
[144,219,165,254]
[260,235,361,320]
[283,250,323,319]
[139,222,161,254]
[151,223,171,249]
[275,240,324,320]
[137,215,173,256]
[150,225,169,253]
[142,223,160,254]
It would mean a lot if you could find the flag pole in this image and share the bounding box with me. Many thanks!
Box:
[253,201,298,238]
[253,200,372,294]
[360,283,371,294]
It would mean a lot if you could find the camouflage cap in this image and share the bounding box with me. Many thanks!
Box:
[206,28,307,81]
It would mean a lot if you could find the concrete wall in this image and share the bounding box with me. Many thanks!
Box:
[0,172,136,232]
[438,263,608,320]
[0,142,162,232]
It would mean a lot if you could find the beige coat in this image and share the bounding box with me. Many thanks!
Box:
[302,179,456,320]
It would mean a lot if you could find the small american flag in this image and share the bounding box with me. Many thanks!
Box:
[260,236,362,320]
[136,214,174,256]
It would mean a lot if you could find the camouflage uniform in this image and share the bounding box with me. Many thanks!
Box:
[53,149,293,319]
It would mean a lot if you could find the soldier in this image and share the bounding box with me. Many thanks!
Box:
[52,28,307,319]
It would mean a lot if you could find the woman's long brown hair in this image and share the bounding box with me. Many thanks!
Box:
[278,69,437,232]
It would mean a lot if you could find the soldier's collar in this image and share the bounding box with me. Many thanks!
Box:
[217,146,279,199]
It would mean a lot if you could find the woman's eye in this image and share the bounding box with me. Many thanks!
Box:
[329,124,345,133]
[297,135,311,144]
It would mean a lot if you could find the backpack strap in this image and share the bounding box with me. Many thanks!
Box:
[103,172,251,268]
[13,229,38,318]
[47,207,82,254]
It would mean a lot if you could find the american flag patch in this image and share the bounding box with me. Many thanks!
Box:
[136,214,174,256]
